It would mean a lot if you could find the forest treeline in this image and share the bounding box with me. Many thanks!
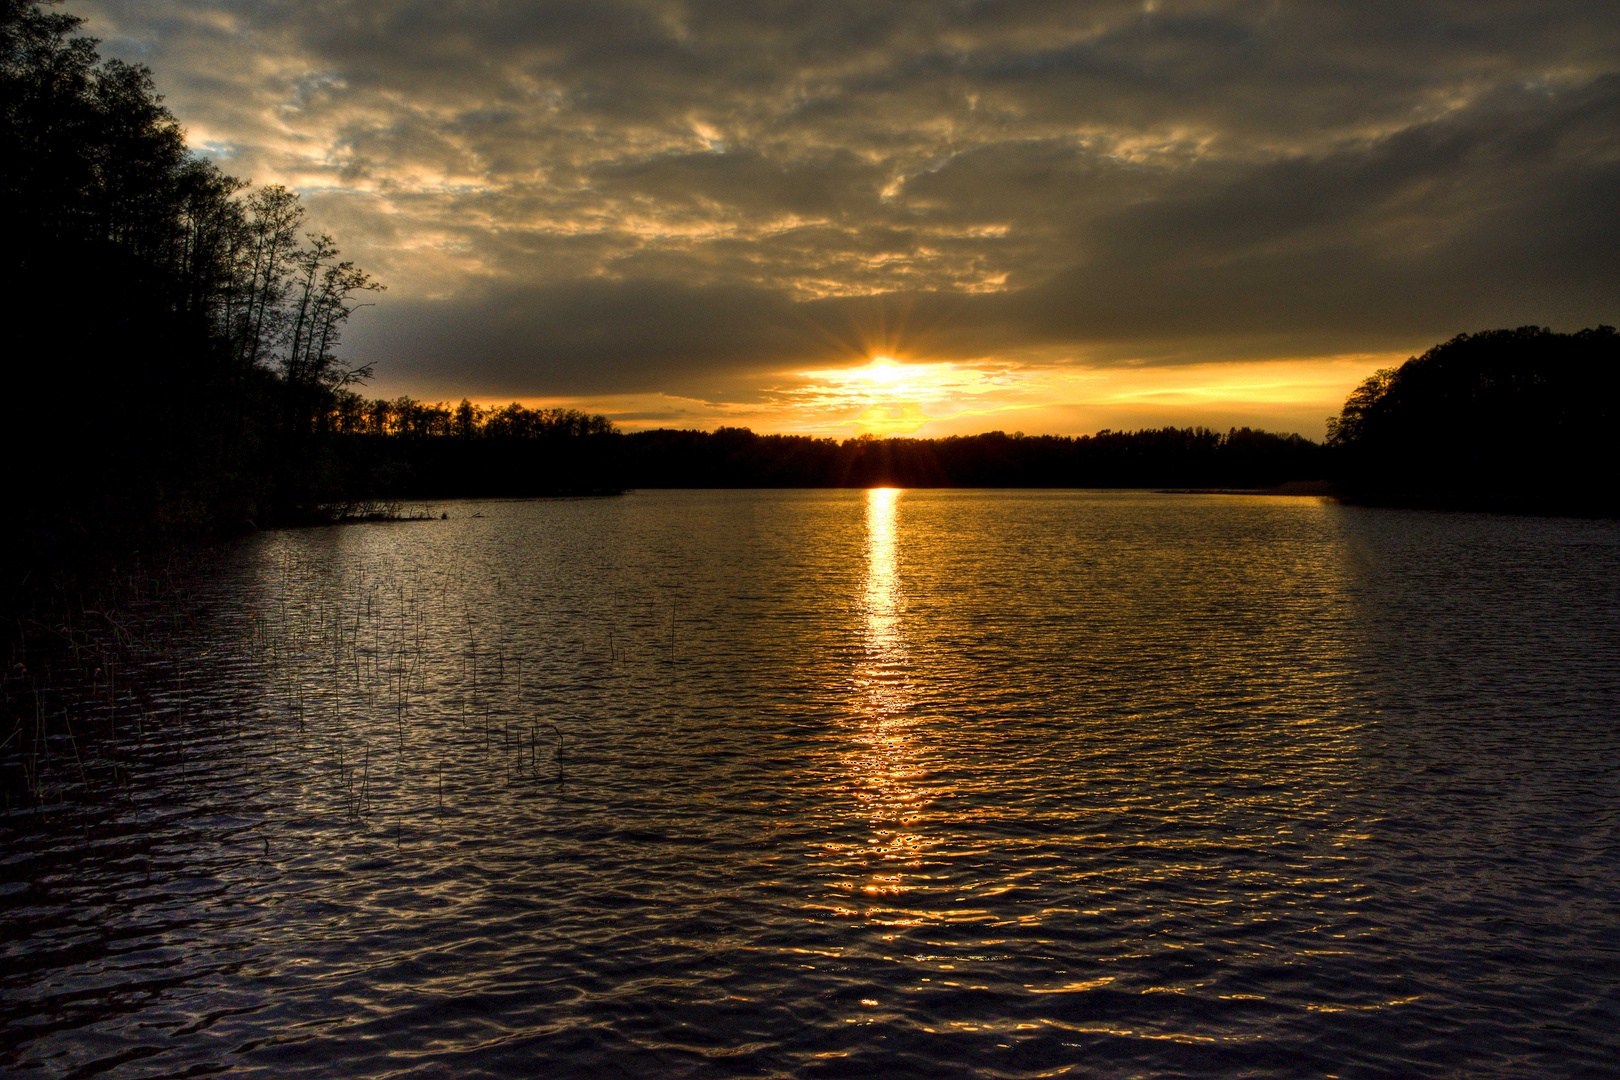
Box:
[618,425,1319,489]
[315,397,1322,495]
[319,398,621,500]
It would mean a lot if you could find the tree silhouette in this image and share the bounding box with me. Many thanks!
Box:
[1328,326,1619,513]
[3,0,386,591]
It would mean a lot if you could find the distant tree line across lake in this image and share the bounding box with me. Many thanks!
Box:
[316,320,1619,506]
[320,399,1322,495]
[4,0,1616,620]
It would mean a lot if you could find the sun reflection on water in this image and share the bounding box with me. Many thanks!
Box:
[861,486,904,693]
[842,487,932,909]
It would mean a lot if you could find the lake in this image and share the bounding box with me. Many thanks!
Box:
[3,490,1617,1077]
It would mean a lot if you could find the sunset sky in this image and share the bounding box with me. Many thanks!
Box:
[79,1,1619,438]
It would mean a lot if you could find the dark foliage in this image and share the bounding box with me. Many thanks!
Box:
[298,400,1322,497]
[1328,326,1620,513]
[316,397,623,501]
[618,426,1323,489]
[2,1,382,607]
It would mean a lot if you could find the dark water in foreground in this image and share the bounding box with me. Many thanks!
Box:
[4,490,1618,1078]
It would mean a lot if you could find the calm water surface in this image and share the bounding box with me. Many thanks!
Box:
[3,490,1618,1077]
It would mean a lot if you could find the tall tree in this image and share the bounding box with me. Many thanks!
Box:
[3,0,384,583]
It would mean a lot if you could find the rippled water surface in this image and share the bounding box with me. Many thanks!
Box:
[4,490,1619,1078]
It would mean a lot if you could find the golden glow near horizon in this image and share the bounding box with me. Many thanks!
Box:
[784,351,1394,439]
[446,353,1402,442]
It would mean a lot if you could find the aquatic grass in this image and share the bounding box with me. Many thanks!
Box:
[3,535,675,847]
[540,720,564,783]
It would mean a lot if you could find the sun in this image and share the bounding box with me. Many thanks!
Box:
[794,354,1018,437]
[864,357,907,384]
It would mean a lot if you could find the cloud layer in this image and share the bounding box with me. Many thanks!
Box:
[84,0,1620,429]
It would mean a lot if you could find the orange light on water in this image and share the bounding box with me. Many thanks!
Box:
[829,486,936,907]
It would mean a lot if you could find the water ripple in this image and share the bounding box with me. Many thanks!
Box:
[3,491,1618,1077]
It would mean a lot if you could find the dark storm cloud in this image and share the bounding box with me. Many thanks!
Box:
[359,279,813,396]
[86,0,1620,393]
